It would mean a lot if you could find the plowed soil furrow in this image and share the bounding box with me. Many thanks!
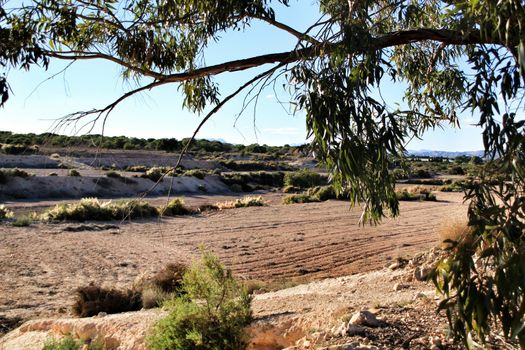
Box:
[0,191,466,321]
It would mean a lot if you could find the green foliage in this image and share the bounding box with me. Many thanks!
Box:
[3,0,525,346]
[40,198,159,221]
[148,252,252,350]
[0,205,14,220]
[283,170,325,189]
[433,148,525,347]
[215,196,265,209]
[68,169,81,177]
[220,171,284,191]
[307,185,349,201]
[105,170,122,179]
[126,165,148,172]
[395,188,437,201]
[448,166,465,175]
[43,334,105,350]
[12,216,32,227]
[219,160,294,172]
[0,168,31,184]
[142,167,176,182]
[183,169,207,179]
[282,193,320,204]
[72,284,142,317]
[160,198,194,216]
[1,143,39,155]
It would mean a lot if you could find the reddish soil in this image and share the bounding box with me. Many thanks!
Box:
[0,192,466,327]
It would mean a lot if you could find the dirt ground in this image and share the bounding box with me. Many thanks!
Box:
[0,191,466,332]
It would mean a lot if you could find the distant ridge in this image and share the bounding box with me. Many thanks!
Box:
[407,149,484,158]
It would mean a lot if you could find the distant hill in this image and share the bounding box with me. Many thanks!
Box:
[407,149,485,158]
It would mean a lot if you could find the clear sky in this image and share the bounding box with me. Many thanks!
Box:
[0,1,487,151]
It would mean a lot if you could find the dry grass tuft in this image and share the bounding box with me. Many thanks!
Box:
[72,284,142,317]
[215,196,265,210]
[438,219,474,248]
[151,263,187,293]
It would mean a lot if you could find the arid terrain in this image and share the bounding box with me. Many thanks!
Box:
[0,191,465,325]
[0,145,474,349]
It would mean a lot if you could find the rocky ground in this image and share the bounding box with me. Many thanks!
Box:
[0,249,472,350]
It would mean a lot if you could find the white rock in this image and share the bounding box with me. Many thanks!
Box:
[348,310,380,328]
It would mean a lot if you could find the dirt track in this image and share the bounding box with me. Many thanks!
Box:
[0,192,466,325]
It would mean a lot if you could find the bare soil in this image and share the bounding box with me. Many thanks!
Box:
[0,191,466,333]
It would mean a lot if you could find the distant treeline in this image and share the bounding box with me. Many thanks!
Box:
[0,131,307,154]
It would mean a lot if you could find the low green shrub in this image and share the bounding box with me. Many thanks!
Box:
[68,169,81,177]
[183,169,207,179]
[43,334,105,350]
[1,143,38,155]
[12,216,31,227]
[160,198,194,216]
[282,194,320,204]
[282,185,301,193]
[105,170,122,179]
[147,252,252,350]
[403,178,445,186]
[142,167,176,182]
[198,204,219,212]
[229,184,243,192]
[72,284,142,317]
[284,169,325,188]
[440,180,470,192]
[0,205,14,220]
[395,187,437,201]
[40,198,158,221]
[0,168,32,184]
[215,196,265,209]
[126,165,148,172]
[221,171,284,190]
[448,166,465,175]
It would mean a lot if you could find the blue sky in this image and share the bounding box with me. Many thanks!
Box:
[1,1,486,150]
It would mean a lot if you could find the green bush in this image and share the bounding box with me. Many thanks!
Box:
[282,193,320,204]
[12,216,31,227]
[1,143,38,155]
[68,169,81,177]
[0,205,14,220]
[148,252,252,350]
[160,198,194,216]
[40,198,158,221]
[183,169,207,179]
[125,165,148,172]
[0,168,32,184]
[142,167,175,182]
[43,334,105,350]
[284,169,325,188]
[221,171,284,190]
[105,170,122,179]
[215,196,265,209]
[306,185,346,201]
[395,188,437,201]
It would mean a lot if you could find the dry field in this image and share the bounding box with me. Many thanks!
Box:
[0,191,466,330]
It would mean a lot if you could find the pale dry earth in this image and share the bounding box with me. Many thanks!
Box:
[0,192,466,331]
[0,261,459,350]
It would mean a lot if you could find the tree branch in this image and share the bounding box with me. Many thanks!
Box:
[43,28,502,88]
